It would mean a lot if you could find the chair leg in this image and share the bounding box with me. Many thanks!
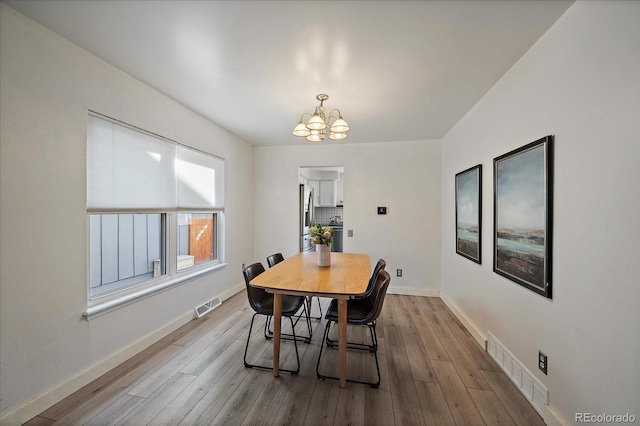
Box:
[299,303,313,342]
[244,313,259,367]
[315,320,332,378]
[316,320,381,387]
[305,303,313,338]
[264,315,272,340]
[265,304,312,343]
[370,321,378,351]
[288,316,301,374]
[368,323,381,387]
[306,296,323,320]
[292,302,314,340]
[244,313,300,374]
[326,320,377,352]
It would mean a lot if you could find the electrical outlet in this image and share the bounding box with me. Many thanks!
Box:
[396,269,402,277]
[347,229,353,237]
[538,351,547,375]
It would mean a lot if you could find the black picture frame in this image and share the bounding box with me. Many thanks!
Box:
[493,136,553,298]
[455,164,482,263]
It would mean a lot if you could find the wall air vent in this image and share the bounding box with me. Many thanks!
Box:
[487,332,548,416]
[195,297,222,318]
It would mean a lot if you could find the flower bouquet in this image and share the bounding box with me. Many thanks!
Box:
[310,224,334,246]
[310,224,334,266]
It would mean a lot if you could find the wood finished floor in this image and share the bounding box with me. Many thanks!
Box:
[25,293,545,426]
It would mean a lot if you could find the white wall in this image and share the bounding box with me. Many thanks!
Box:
[253,140,442,295]
[0,4,254,418]
[441,1,639,423]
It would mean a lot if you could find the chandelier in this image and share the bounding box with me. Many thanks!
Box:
[292,94,350,142]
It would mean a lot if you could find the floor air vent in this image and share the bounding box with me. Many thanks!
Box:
[487,332,548,416]
[195,297,222,318]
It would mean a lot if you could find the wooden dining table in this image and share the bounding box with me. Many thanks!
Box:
[249,251,371,388]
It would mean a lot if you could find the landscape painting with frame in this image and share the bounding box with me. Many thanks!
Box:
[493,135,553,298]
[455,164,482,263]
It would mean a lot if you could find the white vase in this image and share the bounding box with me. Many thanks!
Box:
[316,244,331,267]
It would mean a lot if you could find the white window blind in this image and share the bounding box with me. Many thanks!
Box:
[87,113,225,211]
[177,145,225,210]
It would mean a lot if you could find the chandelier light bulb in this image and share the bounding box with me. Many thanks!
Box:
[330,117,350,133]
[329,131,347,140]
[306,129,324,142]
[292,121,311,137]
[307,113,326,130]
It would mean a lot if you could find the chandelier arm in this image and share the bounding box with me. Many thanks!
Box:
[299,112,313,122]
[327,109,342,122]
[327,109,342,118]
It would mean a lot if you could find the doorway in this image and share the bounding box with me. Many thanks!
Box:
[298,166,344,252]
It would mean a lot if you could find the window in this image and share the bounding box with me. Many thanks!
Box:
[89,213,165,296]
[87,112,225,301]
[177,213,217,270]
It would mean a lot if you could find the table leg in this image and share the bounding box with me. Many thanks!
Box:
[273,293,282,377]
[338,298,347,388]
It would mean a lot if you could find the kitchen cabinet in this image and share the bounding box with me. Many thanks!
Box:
[308,179,337,206]
[318,180,337,207]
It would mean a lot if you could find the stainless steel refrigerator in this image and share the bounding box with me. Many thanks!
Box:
[299,184,314,252]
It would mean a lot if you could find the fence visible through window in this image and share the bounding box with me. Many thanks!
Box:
[89,213,164,296]
[177,213,217,270]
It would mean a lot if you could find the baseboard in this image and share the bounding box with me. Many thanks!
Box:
[438,291,487,348]
[544,405,567,426]
[487,332,549,417]
[0,285,244,426]
[437,292,564,423]
[220,282,244,301]
[387,286,440,297]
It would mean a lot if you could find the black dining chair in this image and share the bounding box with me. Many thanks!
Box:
[267,252,323,322]
[324,258,386,347]
[316,269,391,387]
[266,253,285,268]
[242,262,311,374]
[357,259,386,299]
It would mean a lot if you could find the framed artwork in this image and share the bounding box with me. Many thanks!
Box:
[493,136,553,298]
[455,164,482,263]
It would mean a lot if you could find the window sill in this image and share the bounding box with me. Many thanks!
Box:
[84,262,228,320]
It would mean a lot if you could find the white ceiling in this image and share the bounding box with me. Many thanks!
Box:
[3,0,573,146]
